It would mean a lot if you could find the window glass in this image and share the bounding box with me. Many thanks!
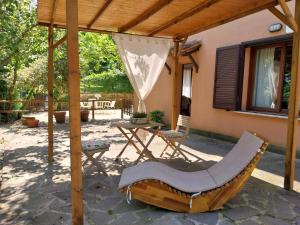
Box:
[281,45,292,110]
[252,47,282,109]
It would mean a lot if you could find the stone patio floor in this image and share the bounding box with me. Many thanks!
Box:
[1,111,300,225]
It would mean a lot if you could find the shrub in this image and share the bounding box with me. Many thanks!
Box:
[132,112,147,118]
[149,110,164,123]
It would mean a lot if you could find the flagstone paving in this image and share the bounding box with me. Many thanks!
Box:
[1,112,300,225]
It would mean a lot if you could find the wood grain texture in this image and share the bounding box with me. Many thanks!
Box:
[66,0,84,224]
[118,0,173,33]
[37,0,289,38]
[285,0,300,191]
[171,41,180,130]
[47,25,54,162]
[120,138,268,212]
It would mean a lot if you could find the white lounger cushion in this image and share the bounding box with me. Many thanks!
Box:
[207,132,264,186]
[118,161,217,193]
[118,131,264,193]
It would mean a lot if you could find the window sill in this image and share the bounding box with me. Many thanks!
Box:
[233,110,300,120]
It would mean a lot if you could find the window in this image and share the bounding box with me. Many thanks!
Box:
[248,42,292,113]
[180,65,192,116]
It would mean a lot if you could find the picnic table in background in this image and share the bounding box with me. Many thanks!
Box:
[111,121,163,164]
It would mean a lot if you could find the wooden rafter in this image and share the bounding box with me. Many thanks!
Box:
[176,0,278,39]
[188,54,199,73]
[181,41,201,56]
[278,0,298,32]
[118,0,173,33]
[268,7,295,30]
[53,35,67,48]
[148,0,221,36]
[87,0,113,29]
[50,0,58,25]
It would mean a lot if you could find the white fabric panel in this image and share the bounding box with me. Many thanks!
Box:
[118,161,217,193]
[253,47,280,109]
[208,131,263,186]
[113,34,172,112]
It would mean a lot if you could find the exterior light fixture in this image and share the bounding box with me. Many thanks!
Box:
[268,23,283,32]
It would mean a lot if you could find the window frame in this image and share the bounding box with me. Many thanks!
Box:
[180,64,193,116]
[247,42,287,113]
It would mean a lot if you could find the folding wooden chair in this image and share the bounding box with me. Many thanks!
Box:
[81,140,110,175]
[158,115,190,161]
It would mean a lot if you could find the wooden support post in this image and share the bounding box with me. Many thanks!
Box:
[66,0,83,224]
[121,99,124,119]
[188,54,199,73]
[171,41,180,130]
[285,0,300,191]
[47,25,54,162]
[92,100,95,120]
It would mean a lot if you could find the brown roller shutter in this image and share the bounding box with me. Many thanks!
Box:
[213,45,245,110]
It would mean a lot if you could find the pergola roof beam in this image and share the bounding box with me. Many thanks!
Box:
[87,0,113,29]
[278,0,298,31]
[118,0,173,33]
[148,0,221,36]
[268,6,296,31]
[176,1,278,39]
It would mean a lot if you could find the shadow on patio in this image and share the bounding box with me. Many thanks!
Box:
[1,118,300,225]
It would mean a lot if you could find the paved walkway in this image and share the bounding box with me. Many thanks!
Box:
[1,112,300,225]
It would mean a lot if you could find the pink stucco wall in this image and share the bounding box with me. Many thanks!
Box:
[144,1,300,150]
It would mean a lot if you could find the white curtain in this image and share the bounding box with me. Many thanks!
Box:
[182,67,192,98]
[113,34,172,112]
[253,47,280,109]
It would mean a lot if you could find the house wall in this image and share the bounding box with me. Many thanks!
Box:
[144,1,300,150]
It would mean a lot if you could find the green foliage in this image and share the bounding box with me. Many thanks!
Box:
[81,71,133,93]
[0,0,132,119]
[79,33,132,93]
[132,112,147,118]
[149,110,164,123]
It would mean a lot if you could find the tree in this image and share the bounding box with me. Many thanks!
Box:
[0,0,48,103]
[79,33,132,93]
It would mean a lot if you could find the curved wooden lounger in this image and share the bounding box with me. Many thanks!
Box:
[118,132,268,213]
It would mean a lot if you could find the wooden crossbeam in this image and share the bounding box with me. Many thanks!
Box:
[148,0,221,36]
[50,0,58,25]
[87,0,113,29]
[53,35,67,48]
[118,0,173,33]
[176,1,277,39]
[181,42,202,56]
[278,0,298,32]
[188,54,199,73]
[268,7,295,30]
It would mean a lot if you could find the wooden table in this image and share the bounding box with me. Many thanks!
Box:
[111,121,163,164]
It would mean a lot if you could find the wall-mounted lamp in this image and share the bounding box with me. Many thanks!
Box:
[268,23,283,32]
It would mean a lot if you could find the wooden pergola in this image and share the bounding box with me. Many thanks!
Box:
[37,0,300,224]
